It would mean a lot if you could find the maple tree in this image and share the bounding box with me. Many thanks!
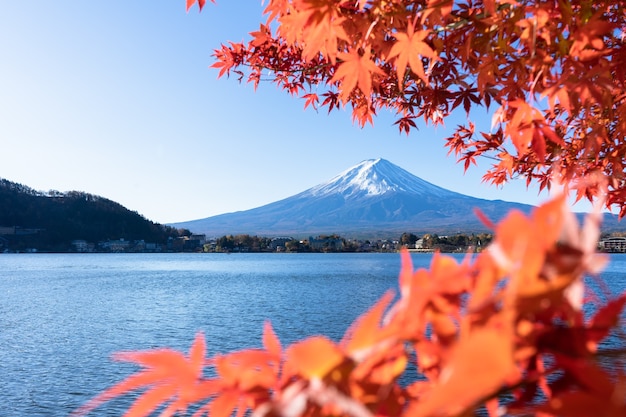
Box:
[206,0,626,217]
[73,1,626,416]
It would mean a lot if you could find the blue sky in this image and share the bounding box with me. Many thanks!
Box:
[0,1,589,224]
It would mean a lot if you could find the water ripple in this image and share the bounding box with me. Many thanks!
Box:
[0,253,624,416]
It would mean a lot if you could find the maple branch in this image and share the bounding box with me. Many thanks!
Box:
[430,2,515,34]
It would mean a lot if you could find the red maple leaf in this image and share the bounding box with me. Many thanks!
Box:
[388,25,437,86]
[186,0,209,12]
[72,333,217,416]
[330,49,385,101]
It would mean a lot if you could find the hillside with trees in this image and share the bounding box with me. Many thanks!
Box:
[0,178,188,252]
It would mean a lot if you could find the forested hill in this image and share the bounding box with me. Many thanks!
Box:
[0,178,187,252]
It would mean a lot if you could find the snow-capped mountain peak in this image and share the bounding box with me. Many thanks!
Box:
[305,158,457,199]
[170,158,559,237]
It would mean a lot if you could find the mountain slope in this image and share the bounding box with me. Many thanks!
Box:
[173,158,582,237]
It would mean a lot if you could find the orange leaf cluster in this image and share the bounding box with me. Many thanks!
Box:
[207,0,626,215]
[75,195,626,417]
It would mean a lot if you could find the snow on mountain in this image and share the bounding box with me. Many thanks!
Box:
[304,158,458,199]
[171,158,614,237]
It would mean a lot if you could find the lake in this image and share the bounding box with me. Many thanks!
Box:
[1,253,624,416]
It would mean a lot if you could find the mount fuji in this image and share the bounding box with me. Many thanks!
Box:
[172,159,618,237]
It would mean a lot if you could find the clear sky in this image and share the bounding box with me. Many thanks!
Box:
[0,1,593,224]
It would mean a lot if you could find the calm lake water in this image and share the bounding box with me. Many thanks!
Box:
[1,253,625,416]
